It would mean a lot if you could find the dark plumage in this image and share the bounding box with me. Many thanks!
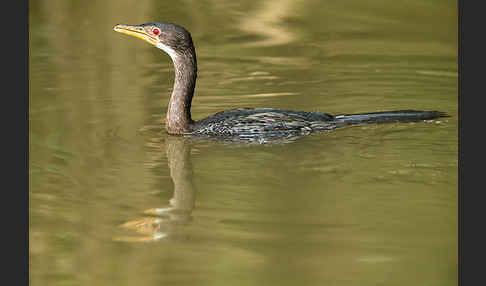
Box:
[114,22,448,143]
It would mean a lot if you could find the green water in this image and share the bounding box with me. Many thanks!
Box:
[29,0,457,285]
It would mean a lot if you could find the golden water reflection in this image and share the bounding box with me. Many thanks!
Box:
[30,0,457,284]
[115,136,196,242]
[237,0,296,47]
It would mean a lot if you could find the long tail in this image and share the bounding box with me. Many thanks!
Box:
[333,110,448,125]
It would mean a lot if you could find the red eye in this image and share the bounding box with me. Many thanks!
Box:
[152,28,160,35]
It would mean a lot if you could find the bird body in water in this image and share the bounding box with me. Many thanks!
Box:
[113,22,447,143]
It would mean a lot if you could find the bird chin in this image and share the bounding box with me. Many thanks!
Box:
[156,42,179,61]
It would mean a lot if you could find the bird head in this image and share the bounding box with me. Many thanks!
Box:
[113,22,194,60]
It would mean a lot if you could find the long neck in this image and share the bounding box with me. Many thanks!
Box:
[166,49,197,134]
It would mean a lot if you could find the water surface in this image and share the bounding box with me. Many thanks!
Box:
[30,0,457,285]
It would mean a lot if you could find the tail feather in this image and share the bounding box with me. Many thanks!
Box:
[334,110,448,125]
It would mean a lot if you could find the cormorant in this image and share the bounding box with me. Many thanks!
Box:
[114,22,447,143]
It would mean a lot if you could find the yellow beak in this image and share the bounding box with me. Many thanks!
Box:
[113,24,158,45]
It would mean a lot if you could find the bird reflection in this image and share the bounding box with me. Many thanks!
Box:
[115,136,196,242]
